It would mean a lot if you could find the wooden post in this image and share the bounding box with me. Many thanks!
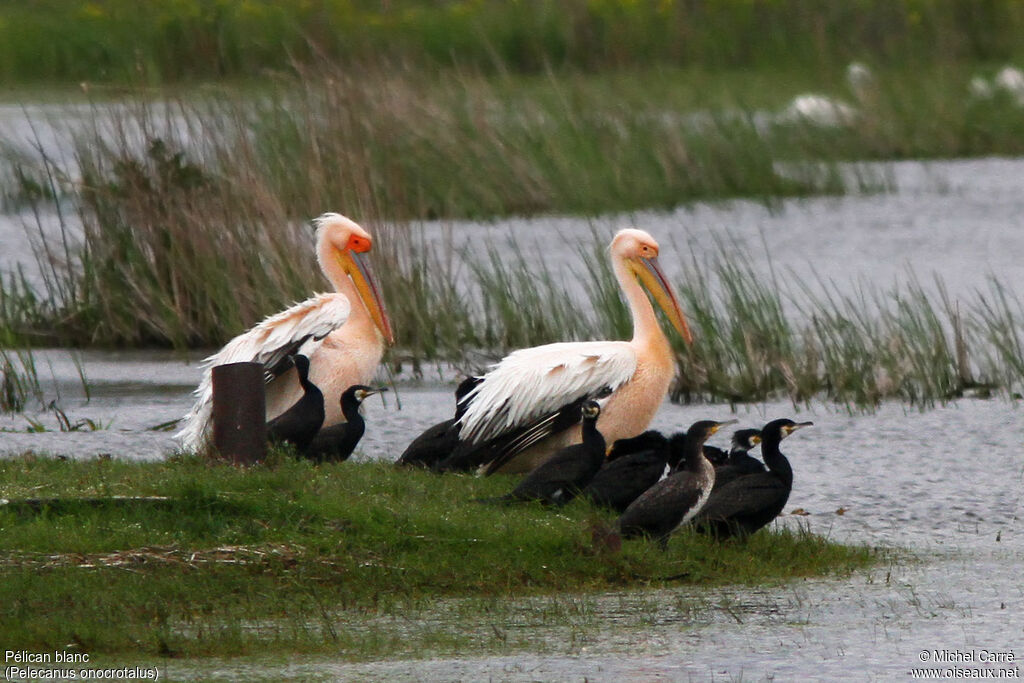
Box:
[211,362,266,465]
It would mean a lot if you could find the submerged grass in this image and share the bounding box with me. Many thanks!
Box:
[0,454,877,659]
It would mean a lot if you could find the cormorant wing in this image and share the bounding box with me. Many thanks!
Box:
[694,473,787,522]
[617,472,703,534]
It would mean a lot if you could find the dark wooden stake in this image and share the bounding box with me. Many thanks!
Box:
[212,362,266,465]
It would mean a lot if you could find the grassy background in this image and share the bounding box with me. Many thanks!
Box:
[1,0,1024,84]
[0,454,878,658]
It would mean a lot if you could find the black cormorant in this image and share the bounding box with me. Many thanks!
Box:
[616,419,736,548]
[582,430,669,512]
[396,377,482,468]
[487,401,606,505]
[266,355,324,453]
[692,418,812,540]
[709,428,764,491]
[304,385,386,462]
[700,443,729,467]
[436,391,606,474]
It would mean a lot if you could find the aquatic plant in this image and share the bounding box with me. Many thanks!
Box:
[0,348,41,413]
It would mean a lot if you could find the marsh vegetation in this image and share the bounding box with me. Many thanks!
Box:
[3,2,1024,410]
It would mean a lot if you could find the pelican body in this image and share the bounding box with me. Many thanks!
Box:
[431,228,692,475]
[178,213,393,452]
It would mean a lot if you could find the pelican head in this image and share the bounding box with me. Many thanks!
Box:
[611,228,692,343]
[315,213,394,344]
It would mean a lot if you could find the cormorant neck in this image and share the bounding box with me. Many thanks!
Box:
[760,434,793,483]
[726,446,751,465]
[297,366,321,403]
[340,396,364,424]
[681,434,710,473]
[582,418,606,454]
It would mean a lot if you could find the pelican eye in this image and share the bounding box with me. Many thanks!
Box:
[346,235,371,253]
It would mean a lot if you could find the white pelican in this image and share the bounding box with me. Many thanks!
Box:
[177,213,393,452]
[433,228,692,475]
[781,62,874,127]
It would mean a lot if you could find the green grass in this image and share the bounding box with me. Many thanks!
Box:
[2,0,1024,84]
[0,453,878,659]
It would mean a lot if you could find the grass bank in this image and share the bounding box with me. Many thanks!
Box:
[2,0,1024,84]
[0,454,878,659]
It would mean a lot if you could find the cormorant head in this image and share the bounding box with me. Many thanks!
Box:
[686,419,738,446]
[454,376,483,402]
[731,428,762,452]
[762,418,813,442]
[340,384,388,415]
[581,400,601,421]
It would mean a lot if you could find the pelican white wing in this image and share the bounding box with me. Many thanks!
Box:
[176,293,350,451]
[457,340,638,445]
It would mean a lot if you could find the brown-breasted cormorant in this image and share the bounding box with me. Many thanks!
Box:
[615,419,736,548]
